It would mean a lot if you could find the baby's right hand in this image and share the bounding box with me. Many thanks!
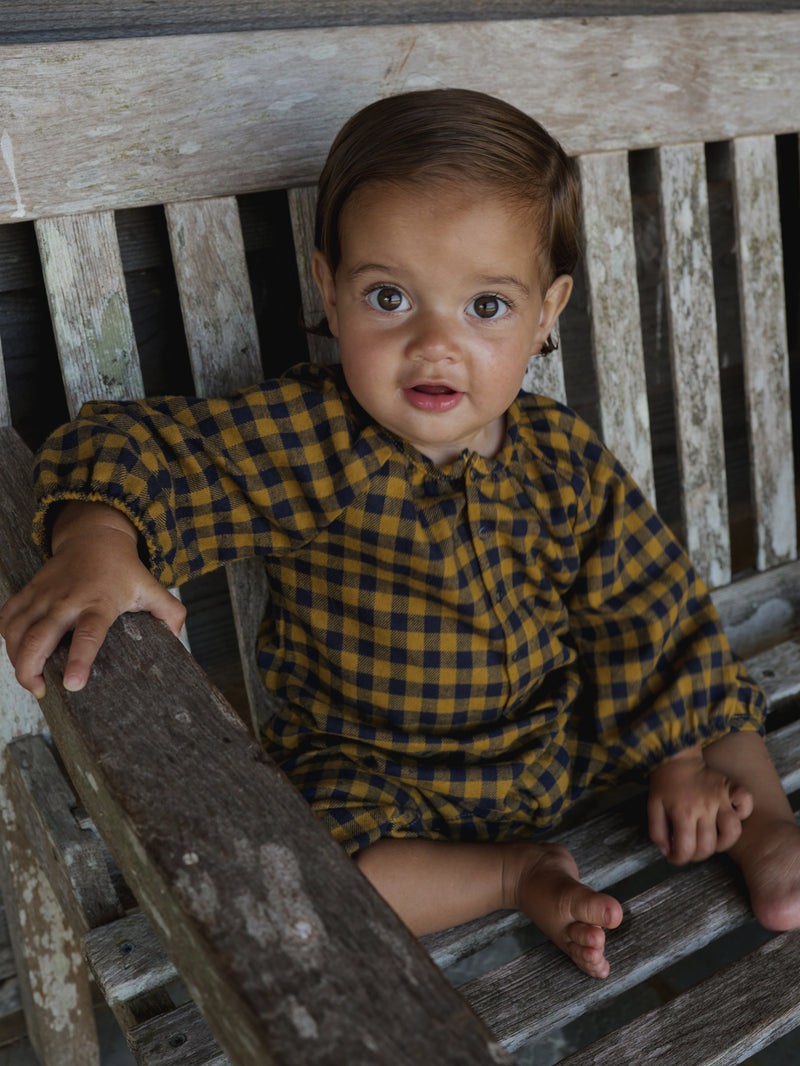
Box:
[0,502,186,699]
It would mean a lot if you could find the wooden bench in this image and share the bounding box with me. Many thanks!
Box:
[1,10,799,1064]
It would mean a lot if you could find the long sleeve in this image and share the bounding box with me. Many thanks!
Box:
[562,429,765,777]
[32,364,394,586]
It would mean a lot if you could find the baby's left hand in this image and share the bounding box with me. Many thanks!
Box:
[647,745,754,863]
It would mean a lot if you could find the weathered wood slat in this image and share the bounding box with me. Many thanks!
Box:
[287,185,339,367]
[559,929,800,1066]
[8,0,793,43]
[0,428,95,1066]
[522,334,568,405]
[0,425,513,1066]
[426,680,800,969]
[731,135,797,572]
[34,212,143,418]
[164,196,273,733]
[578,150,655,502]
[657,142,730,589]
[3,14,799,222]
[0,337,10,428]
[5,735,122,933]
[711,556,800,659]
[164,198,261,396]
[84,911,178,1009]
[0,774,100,1065]
[129,1001,230,1066]
[460,849,755,1051]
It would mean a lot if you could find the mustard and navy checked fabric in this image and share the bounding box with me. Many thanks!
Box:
[33,362,766,855]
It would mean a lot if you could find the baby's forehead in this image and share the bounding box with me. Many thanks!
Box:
[338,178,549,272]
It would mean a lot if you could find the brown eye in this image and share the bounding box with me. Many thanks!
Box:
[367,287,408,312]
[469,295,508,319]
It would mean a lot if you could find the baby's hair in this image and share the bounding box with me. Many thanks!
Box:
[313,88,580,353]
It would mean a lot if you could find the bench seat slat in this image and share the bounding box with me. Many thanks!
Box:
[559,929,800,1066]
[657,142,730,589]
[732,134,797,571]
[460,850,754,1051]
[129,1000,230,1066]
[426,684,800,969]
[578,150,655,503]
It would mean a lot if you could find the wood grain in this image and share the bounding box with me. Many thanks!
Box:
[165,197,274,733]
[287,185,340,366]
[732,135,797,571]
[2,14,799,222]
[559,929,800,1066]
[35,212,142,418]
[579,150,655,503]
[657,142,730,589]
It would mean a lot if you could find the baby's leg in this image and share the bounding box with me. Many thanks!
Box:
[703,731,800,930]
[356,837,623,978]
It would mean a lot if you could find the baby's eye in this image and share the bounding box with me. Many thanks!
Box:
[468,294,510,319]
[366,287,409,312]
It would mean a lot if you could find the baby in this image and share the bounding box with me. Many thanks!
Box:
[2,88,800,979]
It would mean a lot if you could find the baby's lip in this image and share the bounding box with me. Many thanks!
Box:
[412,383,456,394]
[405,379,462,394]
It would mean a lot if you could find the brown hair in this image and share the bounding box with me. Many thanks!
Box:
[314,88,580,351]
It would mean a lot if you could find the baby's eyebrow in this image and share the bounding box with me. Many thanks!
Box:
[345,262,397,281]
[477,274,531,296]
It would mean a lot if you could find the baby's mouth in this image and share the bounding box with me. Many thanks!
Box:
[404,383,464,412]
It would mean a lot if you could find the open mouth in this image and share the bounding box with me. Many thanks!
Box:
[404,383,463,412]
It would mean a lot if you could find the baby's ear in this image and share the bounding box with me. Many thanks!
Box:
[539,275,573,336]
[311,251,340,337]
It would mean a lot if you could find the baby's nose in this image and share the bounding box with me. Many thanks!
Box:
[407,313,461,362]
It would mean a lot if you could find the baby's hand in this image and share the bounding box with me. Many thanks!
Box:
[647,745,754,863]
[0,502,185,699]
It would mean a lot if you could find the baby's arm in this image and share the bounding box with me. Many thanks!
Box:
[0,501,185,698]
[647,744,754,863]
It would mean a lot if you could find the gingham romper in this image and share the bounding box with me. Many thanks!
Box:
[33,362,765,854]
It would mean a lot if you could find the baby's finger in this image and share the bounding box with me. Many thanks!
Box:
[62,609,116,692]
[668,815,698,865]
[716,806,744,852]
[729,783,754,821]
[143,585,187,638]
[10,614,72,698]
[647,799,672,858]
[692,814,718,862]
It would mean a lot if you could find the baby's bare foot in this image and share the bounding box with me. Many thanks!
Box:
[505,842,623,978]
[732,817,800,930]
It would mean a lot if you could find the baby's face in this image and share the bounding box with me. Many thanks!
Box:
[312,181,571,467]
